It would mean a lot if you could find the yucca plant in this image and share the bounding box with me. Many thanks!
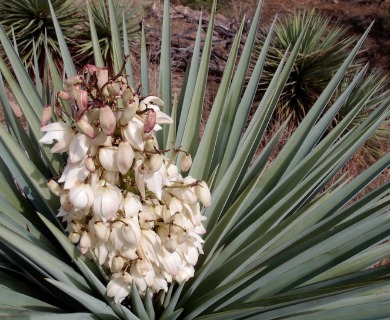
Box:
[252,9,360,123]
[0,1,390,319]
[0,0,80,72]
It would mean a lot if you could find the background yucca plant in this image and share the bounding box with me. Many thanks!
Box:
[0,0,80,72]
[0,0,389,319]
[251,9,360,122]
[251,9,389,164]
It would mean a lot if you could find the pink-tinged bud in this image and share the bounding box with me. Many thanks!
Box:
[77,117,95,139]
[69,232,81,243]
[111,255,125,272]
[83,64,101,74]
[195,181,211,207]
[57,91,71,100]
[94,221,110,242]
[85,157,96,173]
[40,105,53,127]
[64,75,83,86]
[117,141,134,175]
[99,105,116,135]
[144,153,164,172]
[80,231,92,254]
[180,153,192,172]
[76,90,89,115]
[97,68,109,90]
[47,179,61,197]
[107,80,121,97]
[120,100,138,125]
[143,109,156,133]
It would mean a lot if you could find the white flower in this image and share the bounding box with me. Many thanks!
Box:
[121,218,141,247]
[93,181,122,222]
[107,272,132,303]
[99,146,119,172]
[40,122,74,153]
[122,193,142,218]
[69,133,91,164]
[117,141,134,175]
[123,118,144,150]
[144,171,163,200]
[58,157,90,189]
[69,183,94,210]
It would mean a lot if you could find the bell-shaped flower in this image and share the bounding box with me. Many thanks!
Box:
[121,218,141,247]
[93,181,122,222]
[111,255,125,273]
[99,146,119,172]
[94,240,109,265]
[93,220,111,242]
[100,105,117,135]
[40,122,74,153]
[117,141,134,174]
[69,183,94,210]
[144,154,164,173]
[106,272,132,303]
[139,230,161,265]
[144,171,163,200]
[122,193,142,218]
[123,118,144,150]
[69,133,91,164]
[58,157,90,189]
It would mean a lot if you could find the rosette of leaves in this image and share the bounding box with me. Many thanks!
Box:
[0,0,80,72]
[251,9,360,123]
[0,0,390,319]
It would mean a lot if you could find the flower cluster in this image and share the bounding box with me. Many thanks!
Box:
[40,64,210,303]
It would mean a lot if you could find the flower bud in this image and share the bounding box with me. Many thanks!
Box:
[97,68,109,90]
[85,157,96,173]
[47,179,61,197]
[117,141,134,175]
[120,100,138,125]
[57,91,71,100]
[76,89,89,115]
[40,105,53,127]
[107,80,121,97]
[144,109,156,133]
[80,231,92,254]
[64,75,83,86]
[69,232,81,243]
[195,181,211,207]
[180,153,192,172]
[99,105,116,135]
[77,117,95,139]
[121,86,134,104]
